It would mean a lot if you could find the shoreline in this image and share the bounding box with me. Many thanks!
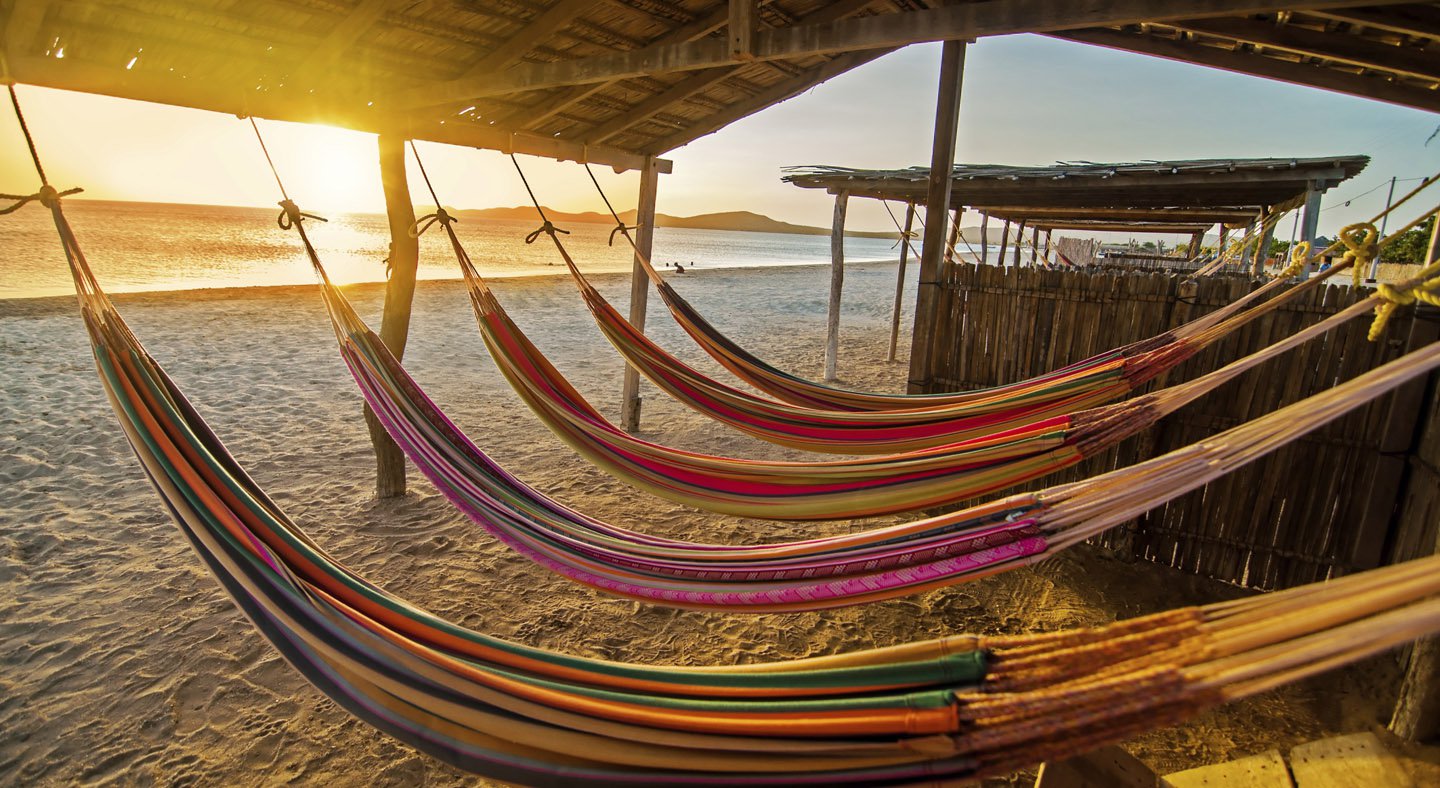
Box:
[0,259,901,317]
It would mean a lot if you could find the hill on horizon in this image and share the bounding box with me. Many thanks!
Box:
[457,206,896,239]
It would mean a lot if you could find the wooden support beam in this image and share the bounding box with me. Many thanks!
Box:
[729,0,755,60]
[997,219,1011,266]
[1029,221,1211,233]
[366,134,420,498]
[400,0,1372,106]
[1189,229,1206,259]
[581,0,878,145]
[456,0,595,82]
[1252,215,1276,275]
[979,212,990,265]
[907,40,965,395]
[1052,27,1440,114]
[980,206,1258,224]
[1311,7,1440,42]
[501,6,732,131]
[621,156,662,431]
[888,201,916,364]
[944,208,961,264]
[1029,225,1040,267]
[649,47,891,152]
[3,53,669,174]
[1171,16,1440,83]
[297,0,392,72]
[1012,220,1026,266]
[1298,181,1323,277]
[825,191,848,382]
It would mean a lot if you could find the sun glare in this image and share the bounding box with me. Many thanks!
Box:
[278,128,383,214]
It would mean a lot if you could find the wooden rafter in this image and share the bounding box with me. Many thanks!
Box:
[452,0,597,81]
[296,0,393,71]
[1169,16,1440,83]
[396,0,1399,107]
[1309,5,1440,41]
[1053,26,1440,113]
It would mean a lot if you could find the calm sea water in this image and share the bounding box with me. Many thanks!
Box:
[0,200,908,300]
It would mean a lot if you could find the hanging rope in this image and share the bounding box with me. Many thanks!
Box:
[509,154,568,248]
[583,163,639,247]
[406,140,456,238]
[3,85,82,209]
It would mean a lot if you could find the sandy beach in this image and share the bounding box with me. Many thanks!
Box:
[2,261,1435,785]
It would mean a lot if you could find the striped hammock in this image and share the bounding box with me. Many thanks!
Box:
[557,236,1345,454]
[632,249,1301,412]
[44,196,1440,785]
[421,214,1381,521]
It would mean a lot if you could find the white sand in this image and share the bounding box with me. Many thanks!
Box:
[0,262,1431,784]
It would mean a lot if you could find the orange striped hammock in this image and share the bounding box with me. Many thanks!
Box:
[47,195,1440,786]
[413,213,1374,521]
[556,235,1346,455]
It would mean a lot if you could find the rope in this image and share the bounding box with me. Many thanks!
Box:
[510,154,568,248]
[406,141,456,238]
[583,163,639,247]
[8,85,49,186]
[2,85,83,212]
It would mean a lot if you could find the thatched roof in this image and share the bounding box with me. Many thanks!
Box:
[784,156,1369,230]
[0,2,1433,172]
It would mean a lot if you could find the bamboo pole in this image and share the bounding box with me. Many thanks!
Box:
[906,39,966,394]
[367,134,420,498]
[621,156,661,432]
[888,201,915,363]
[825,190,849,382]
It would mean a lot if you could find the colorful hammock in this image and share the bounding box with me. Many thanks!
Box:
[41,191,1440,786]
[426,210,1403,521]
[558,225,1352,454]
[602,172,1438,413]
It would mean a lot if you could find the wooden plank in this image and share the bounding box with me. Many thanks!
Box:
[1051,29,1440,114]
[1290,733,1414,788]
[825,190,848,381]
[620,156,661,432]
[729,0,755,59]
[1036,745,1159,788]
[1162,749,1292,788]
[907,40,966,393]
[296,0,393,71]
[1172,16,1440,83]
[454,0,597,82]
[406,0,1397,103]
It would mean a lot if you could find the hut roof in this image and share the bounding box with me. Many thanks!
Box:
[0,2,1433,172]
[782,156,1370,226]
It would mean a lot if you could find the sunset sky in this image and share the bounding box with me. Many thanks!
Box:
[2,35,1437,238]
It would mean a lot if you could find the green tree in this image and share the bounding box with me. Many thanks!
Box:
[1380,215,1436,264]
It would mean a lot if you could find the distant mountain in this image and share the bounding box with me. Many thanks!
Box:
[455,206,896,239]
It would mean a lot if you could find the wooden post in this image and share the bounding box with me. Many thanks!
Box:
[906,39,966,394]
[1189,229,1205,261]
[997,219,1011,268]
[1029,225,1040,267]
[367,134,420,498]
[1218,225,1230,268]
[888,201,916,363]
[943,208,961,264]
[1044,230,1053,262]
[1298,181,1324,278]
[979,212,989,265]
[621,156,661,432]
[1252,214,1276,276]
[1011,220,1025,267]
[825,191,849,381]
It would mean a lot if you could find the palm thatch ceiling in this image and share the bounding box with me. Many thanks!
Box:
[1,2,1435,172]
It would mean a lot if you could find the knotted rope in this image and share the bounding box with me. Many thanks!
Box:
[583,163,640,247]
[406,140,457,238]
[1274,241,1311,280]
[510,154,568,252]
[4,86,82,211]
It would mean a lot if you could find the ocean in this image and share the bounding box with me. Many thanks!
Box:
[0,199,911,300]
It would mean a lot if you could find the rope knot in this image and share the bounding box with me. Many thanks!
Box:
[1275,241,1310,280]
[276,199,327,231]
[524,220,568,245]
[410,207,455,238]
[0,185,82,215]
[1338,222,1380,287]
[1371,274,1440,341]
[607,222,639,247]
